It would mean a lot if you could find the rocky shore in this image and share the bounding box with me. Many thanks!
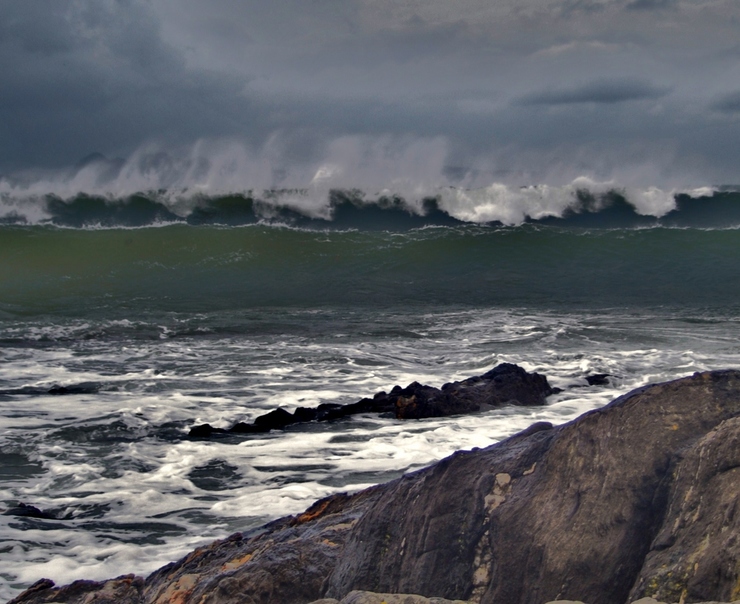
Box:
[8,369,740,604]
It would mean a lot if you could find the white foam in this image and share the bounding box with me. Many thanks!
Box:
[682,186,717,198]
[436,177,685,225]
[623,185,676,216]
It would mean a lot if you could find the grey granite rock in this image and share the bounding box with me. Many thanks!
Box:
[629,417,740,604]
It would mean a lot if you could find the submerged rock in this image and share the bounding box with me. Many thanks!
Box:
[2,503,55,520]
[11,370,740,604]
[47,382,100,395]
[188,363,554,438]
[0,382,100,397]
[584,373,612,386]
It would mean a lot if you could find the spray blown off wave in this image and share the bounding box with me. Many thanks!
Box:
[1,134,727,227]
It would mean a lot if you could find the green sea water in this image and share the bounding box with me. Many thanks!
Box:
[2,223,740,315]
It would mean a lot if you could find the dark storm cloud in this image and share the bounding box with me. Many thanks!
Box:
[516,79,670,106]
[2,0,740,186]
[0,0,272,170]
[624,0,675,11]
[710,92,740,114]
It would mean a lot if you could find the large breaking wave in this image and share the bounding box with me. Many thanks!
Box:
[0,179,735,230]
[1,138,733,229]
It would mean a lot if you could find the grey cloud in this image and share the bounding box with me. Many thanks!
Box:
[710,91,740,114]
[0,0,271,170]
[2,0,740,187]
[516,79,670,106]
[625,0,675,11]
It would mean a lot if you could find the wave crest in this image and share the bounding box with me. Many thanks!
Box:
[0,160,728,230]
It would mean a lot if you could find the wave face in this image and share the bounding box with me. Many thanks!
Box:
[3,219,740,314]
[2,183,740,314]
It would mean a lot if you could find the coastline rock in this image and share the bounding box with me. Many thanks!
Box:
[392,363,552,420]
[10,370,740,604]
[629,416,740,603]
[7,575,143,604]
[188,363,554,438]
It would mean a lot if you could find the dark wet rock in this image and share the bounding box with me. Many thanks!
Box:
[0,382,100,397]
[509,420,553,439]
[188,363,553,438]
[628,415,740,604]
[188,423,218,438]
[47,382,100,395]
[229,421,265,434]
[392,363,552,419]
[294,407,319,422]
[585,373,612,386]
[3,503,56,520]
[564,374,613,389]
[315,403,346,421]
[16,370,740,604]
[7,575,144,604]
[254,407,299,430]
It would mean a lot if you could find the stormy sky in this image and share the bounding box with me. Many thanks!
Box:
[2,0,740,188]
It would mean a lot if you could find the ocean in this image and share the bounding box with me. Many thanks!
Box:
[2,183,740,600]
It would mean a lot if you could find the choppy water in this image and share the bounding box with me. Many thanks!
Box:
[2,184,740,600]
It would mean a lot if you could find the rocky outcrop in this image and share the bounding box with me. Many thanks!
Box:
[7,575,143,604]
[9,370,740,604]
[629,416,740,603]
[189,363,554,438]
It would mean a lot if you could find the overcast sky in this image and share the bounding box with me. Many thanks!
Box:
[2,0,740,188]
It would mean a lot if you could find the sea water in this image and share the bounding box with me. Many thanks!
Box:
[2,183,740,600]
